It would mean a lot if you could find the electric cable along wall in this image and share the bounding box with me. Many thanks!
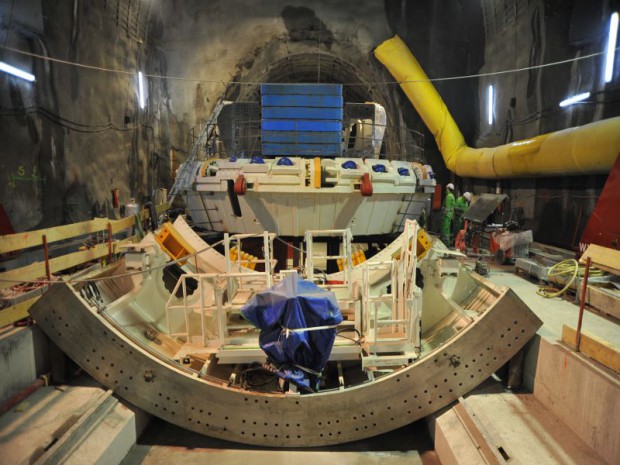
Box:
[374,35,620,178]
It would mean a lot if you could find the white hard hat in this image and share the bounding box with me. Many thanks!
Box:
[463,192,472,202]
[446,183,454,190]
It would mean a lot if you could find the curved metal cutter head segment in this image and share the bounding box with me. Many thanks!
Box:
[30,272,541,447]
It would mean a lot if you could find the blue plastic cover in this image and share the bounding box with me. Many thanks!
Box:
[398,167,410,176]
[240,274,343,391]
[372,164,387,173]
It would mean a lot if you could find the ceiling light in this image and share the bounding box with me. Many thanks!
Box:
[604,12,618,83]
[487,85,494,125]
[138,71,145,109]
[559,92,590,107]
[0,61,35,82]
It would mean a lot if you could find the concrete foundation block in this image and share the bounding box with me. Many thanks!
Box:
[0,325,48,403]
[534,337,620,465]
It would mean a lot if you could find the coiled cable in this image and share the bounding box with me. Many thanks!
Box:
[537,259,604,298]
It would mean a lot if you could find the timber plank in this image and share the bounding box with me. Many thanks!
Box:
[561,324,620,374]
[0,239,131,291]
[0,295,41,327]
[0,203,168,254]
[587,285,620,320]
[579,244,620,275]
[0,218,110,254]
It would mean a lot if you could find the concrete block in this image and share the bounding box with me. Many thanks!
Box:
[431,407,485,465]
[121,448,425,465]
[0,326,37,403]
[64,400,138,465]
[0,384,108,464]
[534,337,620,465]
[430,379,608,465]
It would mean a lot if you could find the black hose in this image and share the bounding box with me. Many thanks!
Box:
[144,202,158,231]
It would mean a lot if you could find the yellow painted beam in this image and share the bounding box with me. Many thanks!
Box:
[0,218,110,255]
[0,238,134,291]
[0,295,41,328]
[562,324,620,374]
[0,203,169,254]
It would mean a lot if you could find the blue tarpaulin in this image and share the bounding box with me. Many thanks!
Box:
[240,273,343,391]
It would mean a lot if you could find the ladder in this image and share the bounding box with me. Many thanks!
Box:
[168,99,227,203]
[395,192,417,233]
[304,228,359,327]
[361,220,422,368]
[304,229,353,294]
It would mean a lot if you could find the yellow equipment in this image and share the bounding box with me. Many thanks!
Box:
[154,222,196,264]
[374,35,620,178]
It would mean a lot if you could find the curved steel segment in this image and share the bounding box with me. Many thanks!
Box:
[31,275,541,447]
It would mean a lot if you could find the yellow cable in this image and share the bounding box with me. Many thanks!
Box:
[537,259,603,298]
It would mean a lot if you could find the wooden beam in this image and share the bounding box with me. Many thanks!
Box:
[453,398,509,465]
[0,218,110,254]
[562,324,620,374]
[0,239,132,291]
[0,295,41,327]
[579,244,620,276]
[0,203,169,254]
[587,285,620,320]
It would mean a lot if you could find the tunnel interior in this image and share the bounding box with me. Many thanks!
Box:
[0,0,618,250]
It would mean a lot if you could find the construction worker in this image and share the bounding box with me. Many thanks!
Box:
[454,191,472,235]
[441,183,455,244]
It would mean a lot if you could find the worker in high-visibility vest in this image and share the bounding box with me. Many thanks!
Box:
[454,191,472,234]
[441,183,455,245]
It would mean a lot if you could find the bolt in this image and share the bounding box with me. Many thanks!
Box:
[144,328,157,341]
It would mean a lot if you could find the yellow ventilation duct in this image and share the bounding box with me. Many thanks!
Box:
[374,35,620,178]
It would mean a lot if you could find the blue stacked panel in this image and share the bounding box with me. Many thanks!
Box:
[262,107,343,120]
[261,120,342,132]
[261,95,343,108]
[261,131,342,144]
[261,84,343,157]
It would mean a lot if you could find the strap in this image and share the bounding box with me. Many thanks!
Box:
[282,324,338,338]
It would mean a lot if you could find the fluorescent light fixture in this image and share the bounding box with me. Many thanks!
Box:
[559,92,590,107]
[605,12,619,83]
[0,61,35,82]
[487,84,494,125]
[138,71,145,109]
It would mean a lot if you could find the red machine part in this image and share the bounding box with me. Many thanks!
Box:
[360,173,373,196]
[234,174,247,195]
[579,154,620,252]
[111,188,120,208]
[432,184,442,210]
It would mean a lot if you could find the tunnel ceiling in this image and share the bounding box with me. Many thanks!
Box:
[229,52,375,104]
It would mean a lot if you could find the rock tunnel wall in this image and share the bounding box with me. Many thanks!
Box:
[0,0,617,250]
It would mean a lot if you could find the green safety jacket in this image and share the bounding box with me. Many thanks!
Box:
[443,192,455,219]
[455,196,469,216]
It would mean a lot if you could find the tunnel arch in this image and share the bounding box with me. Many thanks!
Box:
[221,42,419,161]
